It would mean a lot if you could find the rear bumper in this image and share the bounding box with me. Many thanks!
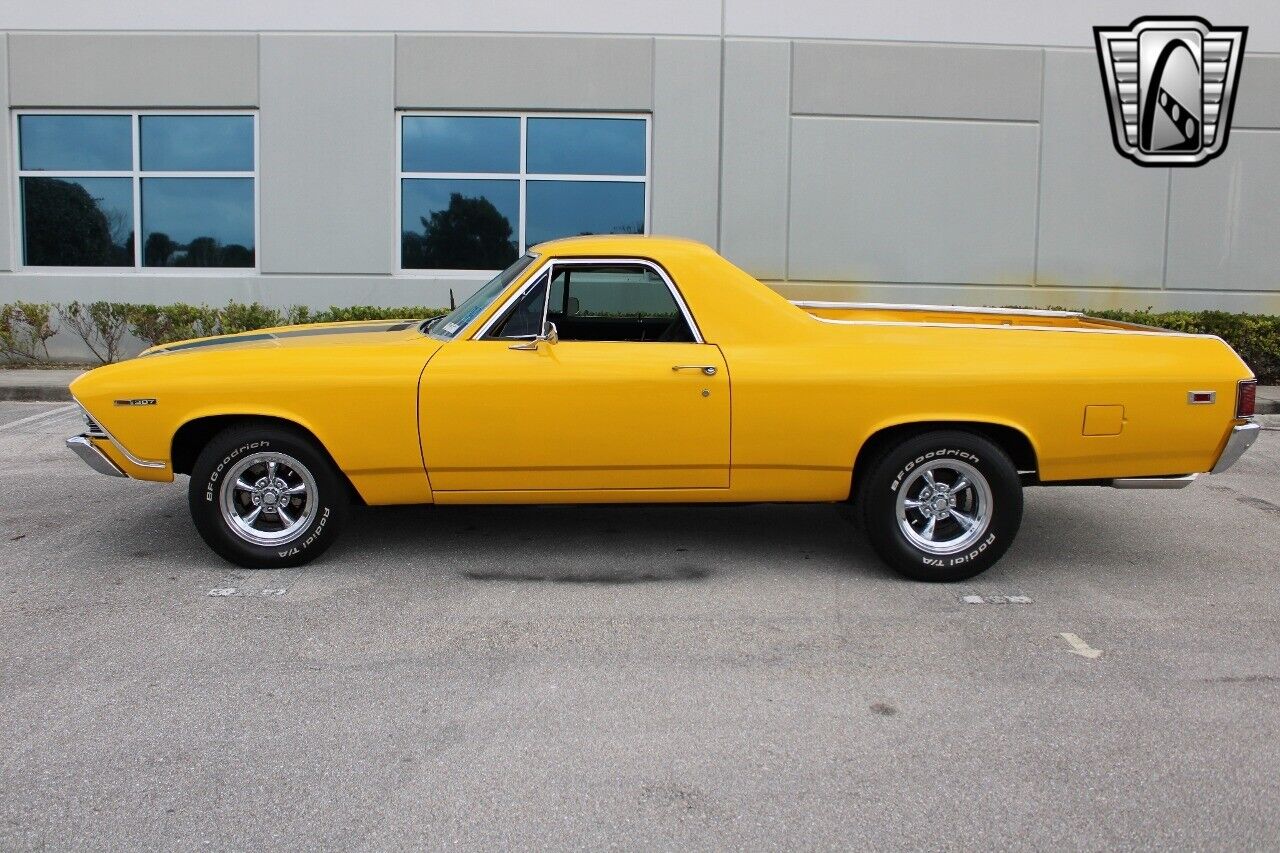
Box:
[66,435,126,478]
[1109,422,1260,488]
[1210,422,1260,474]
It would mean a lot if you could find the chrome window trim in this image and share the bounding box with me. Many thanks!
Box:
[803,315,1199,337]
[791,300,1084,319]
[469,256,705,344]
[72,400,166,469]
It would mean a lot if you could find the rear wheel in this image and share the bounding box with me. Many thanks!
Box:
[858,430,1022,581]
[188,424,347,568]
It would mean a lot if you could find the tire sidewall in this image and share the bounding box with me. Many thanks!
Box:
[862,432,1022,582]
[189,428,346,568]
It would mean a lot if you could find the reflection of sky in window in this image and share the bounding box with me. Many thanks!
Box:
[141,116,254,171]
[402,116,520,173]
[141,178,254,246]
[401,178,519,233]
[527,118,646,176]
[525,181,645,245]
[19,115,132,171]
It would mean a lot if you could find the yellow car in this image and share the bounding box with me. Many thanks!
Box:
[67,236,1258,580]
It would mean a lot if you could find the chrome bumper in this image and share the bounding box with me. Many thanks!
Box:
[1110,422,1260,488]
[1112,474,1198,489]
[66,435,126,477]
[1211,422,1260,474]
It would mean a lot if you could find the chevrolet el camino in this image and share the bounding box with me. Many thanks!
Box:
[66,236,1259,581]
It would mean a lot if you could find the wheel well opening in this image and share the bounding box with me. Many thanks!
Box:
[850,421,1039,501]
[170,415,366,505]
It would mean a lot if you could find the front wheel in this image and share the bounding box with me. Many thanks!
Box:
[188,424,348,568]
[858,430,1023,582]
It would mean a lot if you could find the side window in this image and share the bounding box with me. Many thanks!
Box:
[491,272,548,339]
[548,265,693,343]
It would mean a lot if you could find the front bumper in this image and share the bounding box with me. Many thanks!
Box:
[1211,422,1261,474]
[66,435,126,477]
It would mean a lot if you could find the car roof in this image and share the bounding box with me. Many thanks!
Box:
[529,234,715,259]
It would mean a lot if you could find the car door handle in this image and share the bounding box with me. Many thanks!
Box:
[672,365,717,376]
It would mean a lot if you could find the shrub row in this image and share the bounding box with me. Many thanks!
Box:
[0,301,449,366]
[1,300,1277,382]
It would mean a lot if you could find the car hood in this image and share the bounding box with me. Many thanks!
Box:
[139,319,429,356]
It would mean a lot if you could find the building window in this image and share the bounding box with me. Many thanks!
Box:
[399,112,649,272]
[15,112,257,269]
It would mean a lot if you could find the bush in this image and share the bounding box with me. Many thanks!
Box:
[0,302,59,363]
[219,302,284,335]
[59,301,131,364]
[128,303,221,347]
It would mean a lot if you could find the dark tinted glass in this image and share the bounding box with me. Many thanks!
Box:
[526,117,646,176]
[493,274,549,339]
[402,116,520,173]
[525,180,645,246]
[141,178,255,267]
[564,266,678,317]
[140,115,254,171]
[19,115,132,171]
[402,178,519,269]
[21,177,133,266]
[429,254,537,340]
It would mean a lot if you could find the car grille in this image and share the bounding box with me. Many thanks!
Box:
[82,410,107,439]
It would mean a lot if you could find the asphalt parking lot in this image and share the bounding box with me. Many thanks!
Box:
[1,400,1277,850]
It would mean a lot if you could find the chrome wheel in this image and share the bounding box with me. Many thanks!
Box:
[895,459,993,555]
[218,451,318,546]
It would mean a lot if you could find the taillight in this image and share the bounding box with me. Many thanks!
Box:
[1237,380,1257,418]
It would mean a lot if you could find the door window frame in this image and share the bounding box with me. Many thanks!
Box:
[471,256,704,344]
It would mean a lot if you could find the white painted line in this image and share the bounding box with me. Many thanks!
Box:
[0,404,74,433]
[962,594,1033,605]
[206,587,288,598]
[1060,632,1103,659]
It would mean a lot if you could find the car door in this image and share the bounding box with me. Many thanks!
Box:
[420,260,730,492]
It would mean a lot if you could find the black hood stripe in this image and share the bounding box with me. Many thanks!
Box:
[154,321,418,353]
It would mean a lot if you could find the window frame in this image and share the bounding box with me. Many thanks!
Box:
[395,110,651,279]
[11,108,260,275]
[473,257,703,344]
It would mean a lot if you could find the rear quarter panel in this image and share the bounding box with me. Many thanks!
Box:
[722,321,1251,497]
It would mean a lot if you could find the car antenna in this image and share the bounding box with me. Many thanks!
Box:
[449,288,456,310]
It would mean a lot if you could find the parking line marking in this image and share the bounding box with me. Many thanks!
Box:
[1060,632,1103,659]
[0,404,74,433]
[962,594,1032,604]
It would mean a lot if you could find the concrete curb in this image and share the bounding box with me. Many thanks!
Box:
[0,385,73,402]
[0,369,83,403]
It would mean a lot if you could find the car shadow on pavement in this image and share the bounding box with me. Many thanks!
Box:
[340,501,885,582]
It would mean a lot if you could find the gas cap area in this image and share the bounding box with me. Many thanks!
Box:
[1083,404,1125,436]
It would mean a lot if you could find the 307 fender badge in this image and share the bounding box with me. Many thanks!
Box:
[113,398,157,407]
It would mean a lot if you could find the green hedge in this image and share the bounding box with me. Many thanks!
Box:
[1,300,1276,382]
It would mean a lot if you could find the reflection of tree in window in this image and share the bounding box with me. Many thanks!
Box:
[402,193,517,270]
[22,178,132,266]
[144,231,254,268]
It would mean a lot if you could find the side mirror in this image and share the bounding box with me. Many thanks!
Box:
[509,320,558,351]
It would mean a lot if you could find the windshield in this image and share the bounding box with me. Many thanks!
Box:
[425,253,538,341]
